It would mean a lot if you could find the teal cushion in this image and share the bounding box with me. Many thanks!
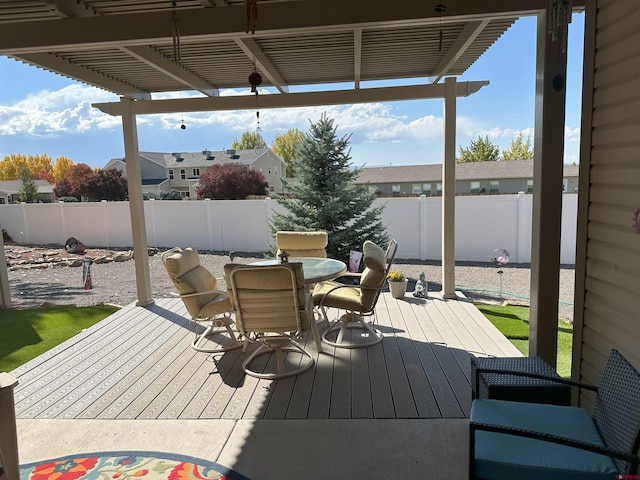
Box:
[471,399,618,480]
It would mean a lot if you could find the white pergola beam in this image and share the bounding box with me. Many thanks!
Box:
[431,19,491,83]
[45,0,98,18]
[93,81,489,116]
[0,0,569,54]
[121,45,219,97]
[234,37,289,93]
[19,52,151,100]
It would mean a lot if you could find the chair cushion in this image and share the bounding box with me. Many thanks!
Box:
[164,248,223,317]
[312,280,362,311]
[224,262,307,332]
[224,263,306,311]
[163,247,200,278]
[276,231,328,250]
[197,294,233,319]
[276,231,328,258]
[360,241,386,309]
[362,240,386,273]
[471,399,618,480]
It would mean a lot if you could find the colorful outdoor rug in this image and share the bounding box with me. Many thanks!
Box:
[19,451,249,480]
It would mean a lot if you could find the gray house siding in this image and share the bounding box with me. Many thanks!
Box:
[359,163,577,196]
[574,0,640,408]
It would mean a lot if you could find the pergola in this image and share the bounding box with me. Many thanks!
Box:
[0,0,581,368]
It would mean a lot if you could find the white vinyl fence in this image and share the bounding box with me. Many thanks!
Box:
[0,193,578,264]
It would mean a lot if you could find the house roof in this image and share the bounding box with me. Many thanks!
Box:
[108,148,277,169]
[0,180,54,195]
[355,160,580,184]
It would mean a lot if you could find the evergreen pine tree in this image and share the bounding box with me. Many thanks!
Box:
[18,166,40,203]
[458,135,500,162]
[270,114,388,262]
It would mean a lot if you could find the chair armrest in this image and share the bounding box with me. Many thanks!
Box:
[474,368,598,394]
[470,421,639,468]
[170,289,228,299]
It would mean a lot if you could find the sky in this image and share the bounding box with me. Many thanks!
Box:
[0,13,585,170]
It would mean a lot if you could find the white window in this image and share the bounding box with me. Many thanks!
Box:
[180,169,186,180]
[169,169,174,180]
[392,184,401,195]
[180,191,189,198]
[436,183,442,194]
[368,185,378,194]
[192,168,200,176]
[470,181,480,194]
[412,184,422,194]
[422,183,432,195]
[527,179,534,193]
[563,179,568,192]
[489,180,500,193]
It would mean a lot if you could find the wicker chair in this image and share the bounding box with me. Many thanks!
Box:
[161,247,241,353]
[469,349,640,479]
[224,262,314,379]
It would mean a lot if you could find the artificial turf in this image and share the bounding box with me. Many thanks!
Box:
[476,303,573,377]
[0,305,120,372]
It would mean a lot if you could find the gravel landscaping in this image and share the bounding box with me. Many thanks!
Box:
[5,246,576,322]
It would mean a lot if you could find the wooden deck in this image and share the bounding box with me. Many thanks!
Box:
[11,293,520,420]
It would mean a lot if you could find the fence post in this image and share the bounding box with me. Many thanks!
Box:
[204,199,216,251]
[58,200,68,242]
[265,197,273,247]
[20,203,28,245]
[419,194,428,260]
[101,200,111,248]
[517,191,528,263]
[0,373,19,480]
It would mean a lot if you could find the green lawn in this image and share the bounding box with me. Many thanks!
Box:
[0,305,120,372]
[476,304,573,377]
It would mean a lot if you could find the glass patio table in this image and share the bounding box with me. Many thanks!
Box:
[249,257,347,353]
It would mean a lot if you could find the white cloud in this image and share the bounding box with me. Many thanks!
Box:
[0,84,120,136]
[0,83,584,166]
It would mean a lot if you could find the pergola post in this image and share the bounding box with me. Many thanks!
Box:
[529,10,568,368]
[442,77,457,299]
[120,97,154,307]
[0,373,19,480]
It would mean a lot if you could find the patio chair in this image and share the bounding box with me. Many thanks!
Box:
[161,247,241,353]
[312,239,397,348]
[276,230,328,258]
[469,348,640,479]
[224,262,314,379]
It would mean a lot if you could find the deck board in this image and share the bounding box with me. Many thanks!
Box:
[12,292,522,420]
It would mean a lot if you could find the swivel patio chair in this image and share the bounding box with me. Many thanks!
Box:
[312,239,397,348]
[469,348,640,479]
[162,247,241,354]
[276,230,328,258]
[224,262,314,379]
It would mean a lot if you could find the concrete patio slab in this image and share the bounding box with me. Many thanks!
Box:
[17,418,468,479]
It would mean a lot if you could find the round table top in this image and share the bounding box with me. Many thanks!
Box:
[250,257,347,284]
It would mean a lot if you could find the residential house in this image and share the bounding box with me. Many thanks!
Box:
[0,180,54,204]
[356,160,580,196]
[104,148,286,198]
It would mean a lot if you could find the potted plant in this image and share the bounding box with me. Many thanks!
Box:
[387,270,408,299]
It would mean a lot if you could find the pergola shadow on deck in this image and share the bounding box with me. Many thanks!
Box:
[12,292,520,421]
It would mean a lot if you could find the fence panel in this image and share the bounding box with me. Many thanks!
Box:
[0,194,578,263]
